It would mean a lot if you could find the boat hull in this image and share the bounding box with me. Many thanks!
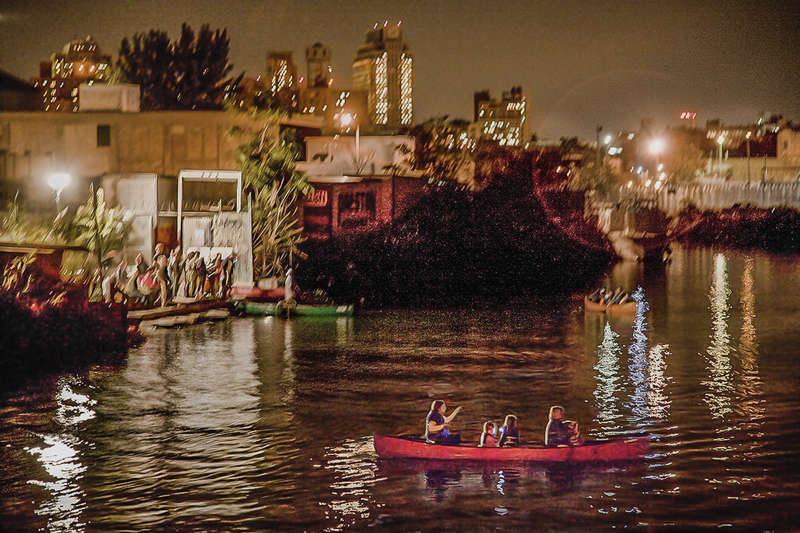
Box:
[373,434,649,462]
[237,300,354,317]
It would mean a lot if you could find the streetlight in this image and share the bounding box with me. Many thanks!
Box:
[340,112,360,174]
[47,172,71,211]
[745,131,752,183]
[648,137,665,178]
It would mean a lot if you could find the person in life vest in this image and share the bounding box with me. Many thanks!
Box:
[479,421,498,447]
[424,400,462,444]
[497,414,520,447]
[545,405,571,447]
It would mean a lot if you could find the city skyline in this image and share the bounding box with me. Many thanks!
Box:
[1,0,798,138]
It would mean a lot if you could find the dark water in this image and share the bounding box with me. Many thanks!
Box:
[2,246,800,531]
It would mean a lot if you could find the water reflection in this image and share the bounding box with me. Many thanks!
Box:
[321,437,380,530]
[26,378,94,532]
[593,322,623,435]
[703,253,734,418]
[736,257,765,425]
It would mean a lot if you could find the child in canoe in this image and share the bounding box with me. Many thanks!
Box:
[479,421,498,447]
[498,415,520,447]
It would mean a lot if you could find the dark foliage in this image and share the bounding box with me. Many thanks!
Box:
[117,23,240,110]
[0,261,128,394]
[298,155,614,307]
[673,205,800,254]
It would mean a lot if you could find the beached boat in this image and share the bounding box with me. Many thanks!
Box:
[584,296,637,316]
[236,300,354,318]
[373,434,649,462]
[292,304,354,317]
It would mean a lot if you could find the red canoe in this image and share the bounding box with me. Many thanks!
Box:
[584,296,637,316]
[373,435,649,462]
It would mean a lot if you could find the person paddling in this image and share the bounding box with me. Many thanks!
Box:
[424,400,462,444]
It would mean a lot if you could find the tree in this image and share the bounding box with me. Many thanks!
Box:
[229,108,312,279]
[406,116,476,187]
[117,23,241,110]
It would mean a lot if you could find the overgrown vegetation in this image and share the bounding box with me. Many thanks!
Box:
[229,107,312,279]
[0,255,129,393]
[299,152,614,306]
[672,205,800,254]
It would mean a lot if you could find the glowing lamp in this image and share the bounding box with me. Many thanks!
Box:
[47,173,71,194]
[648,137,665,155]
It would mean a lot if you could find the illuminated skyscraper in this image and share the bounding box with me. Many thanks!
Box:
[31,36,111,112]
[306,42,333,89]
[266,51,299,110]
[474,86,527,146]
[352,21,414,129]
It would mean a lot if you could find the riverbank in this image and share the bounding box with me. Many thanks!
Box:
[0,261,131,394]
[671,205,800,254]
[299,169,615,307]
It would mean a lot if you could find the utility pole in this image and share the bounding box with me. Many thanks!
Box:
[596,125,603,169]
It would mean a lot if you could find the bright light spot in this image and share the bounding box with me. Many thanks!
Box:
[654,181,662,190]
[340,112,354,127]
[47,173,71,193]
[746,131,752,139]
[657,163,664,171]
[717,135,725,145]
[626,180,633,189]
[648,137,665,155]
[603,134,612,144]
[645,179,652,187]
[636,166,644,174]
[627,133,635,140]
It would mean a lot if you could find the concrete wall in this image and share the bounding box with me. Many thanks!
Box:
[609,182,800,216]
[298,135,414,176]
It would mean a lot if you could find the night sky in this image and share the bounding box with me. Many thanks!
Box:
[1,0,798,139]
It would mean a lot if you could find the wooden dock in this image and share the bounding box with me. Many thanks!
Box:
[127,300,228,324]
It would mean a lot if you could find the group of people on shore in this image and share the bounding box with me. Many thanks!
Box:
[587,287,632,305]
[424,401,582,448]
[102,243,237,307]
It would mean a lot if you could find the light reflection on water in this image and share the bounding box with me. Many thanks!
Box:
[2,246,800,531]
[703,253,734,419]
[26,379,95,533]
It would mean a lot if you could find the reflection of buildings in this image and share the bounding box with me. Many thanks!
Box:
[352,22,414,130]
[32,36,111,112]
[473,87,527,147]
[296,134,424,238]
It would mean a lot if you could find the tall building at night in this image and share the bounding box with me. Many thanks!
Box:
[352,21,414,129]
[31,36,111,112]
[474,86,527,146]
[306,43,333,88]
[266,51,299,110]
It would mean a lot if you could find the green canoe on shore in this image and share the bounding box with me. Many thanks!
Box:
[238,301,354,317]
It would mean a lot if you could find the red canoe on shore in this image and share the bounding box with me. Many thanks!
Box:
[584,296,637,316]
[373,435,649,462]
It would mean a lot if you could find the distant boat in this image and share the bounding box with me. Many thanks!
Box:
[584,295,637,316]
[374,434,649,462]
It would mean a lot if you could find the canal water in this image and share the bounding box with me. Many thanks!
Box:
[2,246,800,531]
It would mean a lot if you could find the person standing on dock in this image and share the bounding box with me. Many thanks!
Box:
[284,267,294,302]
